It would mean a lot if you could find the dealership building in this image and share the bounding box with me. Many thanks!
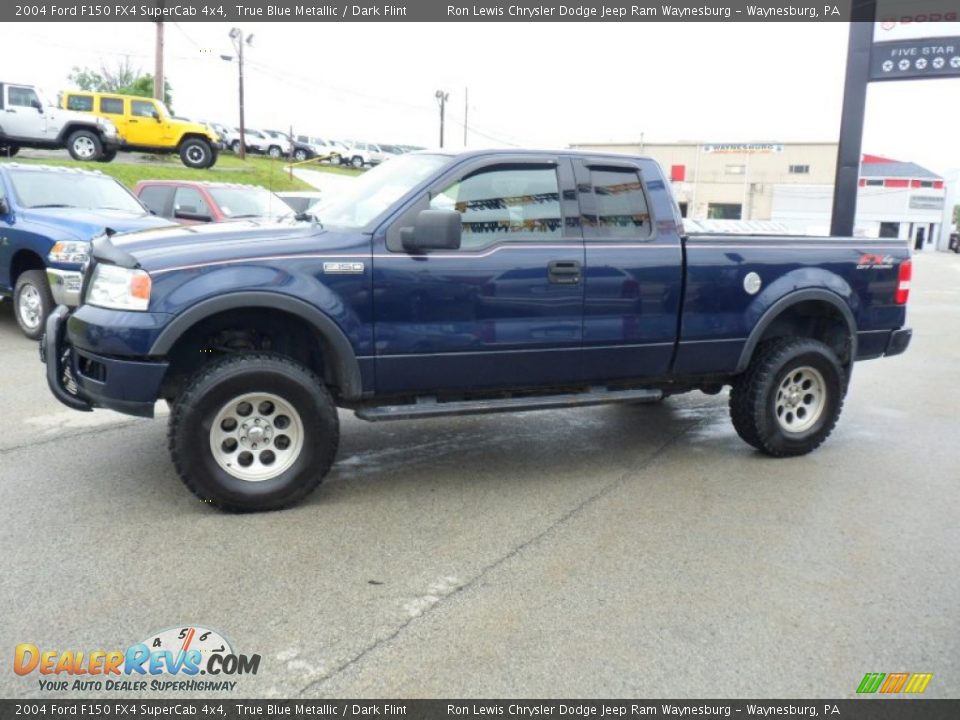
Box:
[569,141,948,250]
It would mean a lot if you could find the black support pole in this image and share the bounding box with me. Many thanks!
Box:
[830,11,876,237]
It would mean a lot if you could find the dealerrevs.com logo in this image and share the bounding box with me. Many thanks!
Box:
[14,626,260,693]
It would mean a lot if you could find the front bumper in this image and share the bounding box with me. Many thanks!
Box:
[41,305,169,418]
[46,268,83,306]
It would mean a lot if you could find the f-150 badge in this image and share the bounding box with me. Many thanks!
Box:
[323,262,365,274]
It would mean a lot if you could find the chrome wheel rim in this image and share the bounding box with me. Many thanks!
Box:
[209,392,304,482]
[269,147,280,158]
[775,366,826,434]
[18,284,42,329]
[186,145,206,164]
[73,136,96,159]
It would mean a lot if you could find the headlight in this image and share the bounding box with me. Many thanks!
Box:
[86,264,152,311]
[48,241,90,265]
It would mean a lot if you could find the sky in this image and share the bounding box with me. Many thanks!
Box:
[3,21,960,175]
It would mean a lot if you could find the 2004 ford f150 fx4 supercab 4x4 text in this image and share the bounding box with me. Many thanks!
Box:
[41,150,913,512]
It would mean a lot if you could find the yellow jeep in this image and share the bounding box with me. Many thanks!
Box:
[60,91,219,168]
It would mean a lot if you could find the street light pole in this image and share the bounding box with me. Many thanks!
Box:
[435,89,449,148]
[224,27,253,160]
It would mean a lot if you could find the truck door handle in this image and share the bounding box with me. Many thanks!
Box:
[548,260,581,284]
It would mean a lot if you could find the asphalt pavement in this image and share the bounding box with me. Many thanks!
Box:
[1,253,957,699]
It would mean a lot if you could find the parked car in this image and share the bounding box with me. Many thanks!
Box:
[0,163,172,337]
[60,91,218,169]
[134,180,291,224]
[262,130,294,159]
[208,122,237,150]
[42,150,913,511]
[293,135,341,163]
[276,191,323,214]
[341,141,386,168]
[0,82,122,162]
[229,128,270,155]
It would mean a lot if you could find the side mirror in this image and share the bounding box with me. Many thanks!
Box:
[151,110,160,121]
[400,209,462,253]
[31,99,43,112]
[0,198,9,214]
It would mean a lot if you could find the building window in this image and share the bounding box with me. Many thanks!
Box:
[879,222,900,238]
[677,202,688,218]
[789,165,810,174]
[725,164,745,175]
[708,203,742,220]
[864,179,883,187]
[918,181,934,188]
[670,164,686,181]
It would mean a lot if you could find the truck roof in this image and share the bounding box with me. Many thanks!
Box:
[135,179,268,190]
[410,148,652,163]
[0,162,106,178]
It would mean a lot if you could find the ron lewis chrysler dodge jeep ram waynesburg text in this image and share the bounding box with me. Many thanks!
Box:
[41,150,913,512]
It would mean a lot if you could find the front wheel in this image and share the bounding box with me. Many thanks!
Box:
[97,148,118,163]
[14,269,54,340]
[729,338,846,457]
[179,138,215,168]
[66,129,103,161]
[168,354,340,512]
[351,155,364,168]
[268,145,282,159]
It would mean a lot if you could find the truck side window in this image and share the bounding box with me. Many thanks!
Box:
[429,166,561,251]
[8,86,39,108]
[139,185,175,217]
[173,187,210,216]
[66,95,94,112]
[99,98,123,115]
[131,100,156,118]
[586,167,652,240]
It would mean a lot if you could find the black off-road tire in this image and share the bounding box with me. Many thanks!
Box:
[168,353,340,512]
[1,144,19,157]
[13,269,54,340]
[66,129,103,161]
[179,137,215,169]
[729,338,846,457]
[97,148,118,163]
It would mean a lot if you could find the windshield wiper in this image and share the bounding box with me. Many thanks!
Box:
[228,214,262,219]
[28,203,76,209]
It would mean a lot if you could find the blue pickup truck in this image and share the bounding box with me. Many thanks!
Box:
[0,163,172,338]
[42,150,913,511]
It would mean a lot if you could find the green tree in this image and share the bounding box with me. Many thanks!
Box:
[68,60,173,110]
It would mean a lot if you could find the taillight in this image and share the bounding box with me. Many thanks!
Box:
[895,259,912,305]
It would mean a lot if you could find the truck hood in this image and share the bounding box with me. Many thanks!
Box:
[19,208,174,241]
[107,219,364,273]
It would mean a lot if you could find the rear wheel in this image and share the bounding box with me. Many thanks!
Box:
[66,129,103,161]
[351,155,364,168]
[230,140,242,154]
[169,354,340,512]
[97,148,118,163]
[14,269,54,340]
[729,338,845,456]
[268,145,282,159]
[292,148,308,162]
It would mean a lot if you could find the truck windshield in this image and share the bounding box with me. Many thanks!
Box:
[208,186,286,219]
[313,153,451,228]
[9,170,146,213]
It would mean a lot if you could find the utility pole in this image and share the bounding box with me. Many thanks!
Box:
[463,87,468,147]
[153,21,164,102]
[435,89,449,148]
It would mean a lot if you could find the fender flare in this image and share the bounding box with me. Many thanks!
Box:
[150,292,363,400]
[56,122,104,145]
[735,288,858,373]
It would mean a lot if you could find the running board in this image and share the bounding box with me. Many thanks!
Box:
[355,387,663,422]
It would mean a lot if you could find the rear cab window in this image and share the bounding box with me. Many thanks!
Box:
[138,185,175,217]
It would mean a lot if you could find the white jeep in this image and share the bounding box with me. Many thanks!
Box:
[0,82,121,161]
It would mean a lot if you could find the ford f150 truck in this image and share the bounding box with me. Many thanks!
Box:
[0,163,173,338]
[41,150,912,512]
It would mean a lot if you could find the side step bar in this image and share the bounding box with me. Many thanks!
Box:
[355,387,663,422]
